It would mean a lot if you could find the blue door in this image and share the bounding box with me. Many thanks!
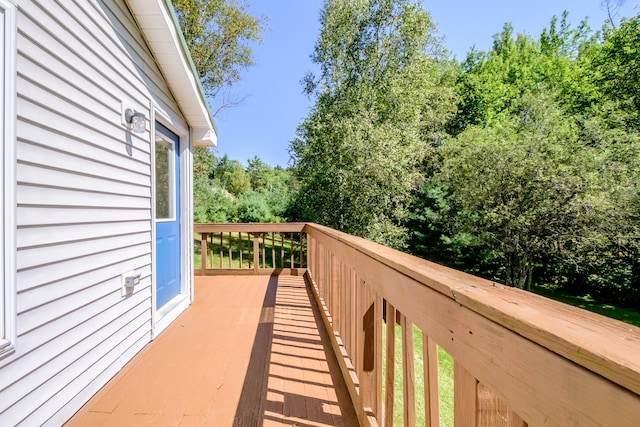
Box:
[155,122,181,309]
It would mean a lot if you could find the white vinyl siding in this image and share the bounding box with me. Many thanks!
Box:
[0,0,16,361]
[0,0,191,425]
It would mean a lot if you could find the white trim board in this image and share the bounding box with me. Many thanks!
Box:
[0,0,17,361]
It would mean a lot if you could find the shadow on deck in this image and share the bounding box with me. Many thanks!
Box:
[66,275,358,426]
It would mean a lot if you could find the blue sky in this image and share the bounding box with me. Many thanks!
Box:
[211,1,639,167]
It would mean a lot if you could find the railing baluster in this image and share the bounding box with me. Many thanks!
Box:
[375,290,383,420]
[331,254,340,333]
[290,232,294,268]
[401,313,416,427]
[262,233,266,269]
[280,232,285,268]
[207,233,215,268]
[253,232,259,274]
[194,224,306,274]
[248,232,252,269]
[423,335,440,427]
[385,301,396,427]
[239,232,243,268]
[200,232,207,275]
[228,232,232,268]
[350,269,357,359]
[219,232,223,268]
[271,232,275,268]
[340,259,346,338]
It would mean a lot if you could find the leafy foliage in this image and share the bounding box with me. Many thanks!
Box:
[413,10,640,299]
[291,0,457,248]
[183,0,640,306]
[436,93,618,288]
[193,151,295,224]
[173,0,266,113]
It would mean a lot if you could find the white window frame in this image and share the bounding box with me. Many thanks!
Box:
[0,0,16,360]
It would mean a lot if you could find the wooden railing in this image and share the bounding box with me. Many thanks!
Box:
[195,223,640,426]
[195,223,306,275]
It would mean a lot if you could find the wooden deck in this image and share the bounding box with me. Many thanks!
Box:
[66,275,359,426]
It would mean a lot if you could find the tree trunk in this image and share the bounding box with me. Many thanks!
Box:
[506,252,530,289]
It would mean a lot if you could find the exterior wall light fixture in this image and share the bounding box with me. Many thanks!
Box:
[125,108,146,133]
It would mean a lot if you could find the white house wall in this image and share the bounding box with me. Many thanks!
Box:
[0,0,191,425]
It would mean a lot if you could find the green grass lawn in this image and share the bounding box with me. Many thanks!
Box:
[382,323,454,427]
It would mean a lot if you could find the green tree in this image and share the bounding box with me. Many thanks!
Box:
[235,190,272,222]
[194,179,235,222]
[193,146,217,184]
[224,160,251,196]
[246,155,269,191]
[291,0,457,247]
[409,11,640,300]
[173,1,266,222]
[449,14,595,134]
[592,15,640,129]
[436,93,616,288]
[172,0,266,113]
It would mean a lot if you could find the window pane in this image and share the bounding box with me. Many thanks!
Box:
[155,139,173,219]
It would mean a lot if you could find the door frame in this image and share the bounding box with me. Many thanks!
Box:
[151,105,194,338]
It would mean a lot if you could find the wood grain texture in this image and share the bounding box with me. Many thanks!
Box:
[384,303,396,427]
[304,222,640,426]
[401,314,416,427]
[423,334,440,427]
[454,362,477,426]
[67,276,358,427]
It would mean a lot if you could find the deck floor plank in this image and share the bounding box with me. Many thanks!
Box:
[66,275,358,426]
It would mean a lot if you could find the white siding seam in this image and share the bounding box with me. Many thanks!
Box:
[17,222,152,249]
[95,0,181,109]
[17,233,150,271]
[16,245,151,295]
[17,98,152,163]
[18,4,157,106]
[18,163,150,195]
[69,0,175,103]
[17,181,151,201]
[15,260,151,320]
[16,58,116,128]
[5,310,151,423]
[46,331,151,426]
[43,326,152,426]
[17,218,149,229]
[1,292,150,392]
[17,137,151,183]
[17,73,130,144]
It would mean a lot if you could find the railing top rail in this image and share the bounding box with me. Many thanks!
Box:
[303,222,640,397]
[195,223,307,233]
